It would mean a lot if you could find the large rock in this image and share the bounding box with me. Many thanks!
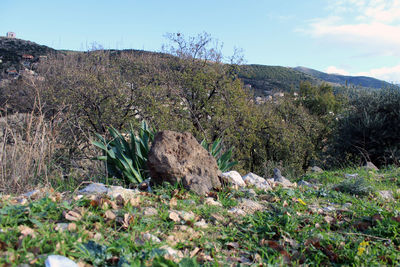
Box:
[147,131,221,195]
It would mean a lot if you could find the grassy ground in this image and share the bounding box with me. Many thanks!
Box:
[0,167,399,266]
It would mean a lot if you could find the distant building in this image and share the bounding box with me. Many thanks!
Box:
[6,32,16,38]
[22,54,34,60]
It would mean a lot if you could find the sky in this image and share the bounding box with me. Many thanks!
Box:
[1,0,400,83]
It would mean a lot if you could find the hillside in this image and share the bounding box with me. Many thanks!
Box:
[294,66,398,90]
[1,37,396,94]
[0,37,56,76]
[238,65,322,95]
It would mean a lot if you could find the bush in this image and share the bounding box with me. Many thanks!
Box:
[333,89,400,167]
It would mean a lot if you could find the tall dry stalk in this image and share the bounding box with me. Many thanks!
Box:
[0,99,60,194]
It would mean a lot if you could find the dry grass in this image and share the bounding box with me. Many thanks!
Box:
[0,105,61,194]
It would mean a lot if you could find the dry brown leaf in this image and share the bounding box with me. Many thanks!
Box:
[18,225,36,238]
[129,196,141,206]
[104,210,116,220]
[68,223,77,232]
[283,200,288,207]
[169,197,178,207]
[190,247,201,258]
[169,211,181,222]
[109,200,118,210]
[65,210,82,221]
[121,213,134,229]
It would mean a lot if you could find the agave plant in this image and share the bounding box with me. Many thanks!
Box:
[91,121,155,185]
[201,138,238,172]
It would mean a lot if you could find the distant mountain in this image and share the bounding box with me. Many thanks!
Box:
[294,66,398,90]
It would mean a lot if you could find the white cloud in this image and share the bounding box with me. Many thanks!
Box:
[305,0,400,56]
[326,66,350,75]
[325,64,400,83]
[355,64,400,83]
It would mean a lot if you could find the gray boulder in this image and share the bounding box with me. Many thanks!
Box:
[147,131,221,195]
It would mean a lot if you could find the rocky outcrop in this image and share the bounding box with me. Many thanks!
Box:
[147,131,221,195]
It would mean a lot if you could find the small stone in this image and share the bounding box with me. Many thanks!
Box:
[228,207,246,216]
[79,183,108,194]
[55,223,69,232]
[378,190,394,201]
[143,207,158,216]
[204,197,222,207]
[179,211,195,221]
[194,219,208,229]
[238,199,264,214]
[344,173,358,179]
[221,171,246,187]
[311,166,323,173]
[45,255,78,267]
[273,168,295,188]
[160,245,182,259]
[240,188,257,197]
[242,173,272,191]
[169,211,181,222]
[322,206,336,212]
[298,180,313,188]
[142,233,161,243]
[342,203,352,208]
[364,161,379,171]
[210,213,227,224]
[23,189,40,198]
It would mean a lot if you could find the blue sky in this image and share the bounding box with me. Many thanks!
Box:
[1,0,400,83]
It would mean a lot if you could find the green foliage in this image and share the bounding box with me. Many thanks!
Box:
[92,121,154,185]
[201,138,238,172]
[334,177,374,196]
[334,88,400,166]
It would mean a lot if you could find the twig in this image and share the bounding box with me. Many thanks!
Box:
[337,231,392,242]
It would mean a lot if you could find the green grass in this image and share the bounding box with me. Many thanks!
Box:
[0,167,399,266]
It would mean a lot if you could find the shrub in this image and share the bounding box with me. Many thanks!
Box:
[201,138,238,172]
[333,89,400,167]
[92,121,154,186]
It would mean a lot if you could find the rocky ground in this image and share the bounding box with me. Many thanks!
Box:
[0,164,399,266]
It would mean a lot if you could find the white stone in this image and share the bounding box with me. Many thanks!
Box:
[107,186,139,201]
[221,171,246,187]
[228,207,246,216]
[239,199,264,214]
[143,207,158,216]
[45,255,78,267]
[242,173,272,191]
[142,233,161,243]
[194,219,208,229]
[79,183,108,194]
[378,190,394,201]
[204,197,223,207]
